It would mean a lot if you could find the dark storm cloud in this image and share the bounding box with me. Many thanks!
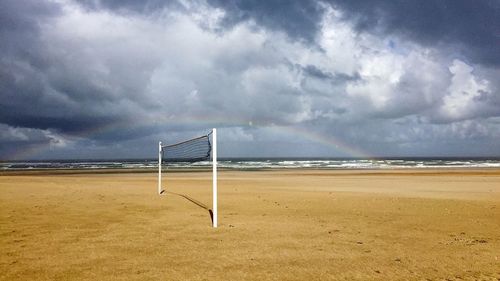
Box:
[0,0,209,155]
[0,53,139,138]
[209,0,499,66]
[329,0,500,66]
[0,0,160,141]
[75,0,324,42]
[302,65,360,83]
[0,0,60,38]
[0,123,63,159]
[0,1,65,131]
[205,0,324,42]
[74,0,181,14]
[0,0,60,65]
[45,0,498,73]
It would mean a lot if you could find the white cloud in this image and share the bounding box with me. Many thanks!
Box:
[439,59,491,121]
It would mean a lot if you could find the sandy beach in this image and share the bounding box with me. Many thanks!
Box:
[1,169,499,280]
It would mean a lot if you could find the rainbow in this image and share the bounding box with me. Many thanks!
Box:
[274,125,371,158]
[3,114,371,160]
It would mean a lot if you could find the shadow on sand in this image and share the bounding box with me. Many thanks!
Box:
[163,191,214,225]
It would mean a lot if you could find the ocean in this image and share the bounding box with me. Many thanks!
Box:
[1,158,500,170]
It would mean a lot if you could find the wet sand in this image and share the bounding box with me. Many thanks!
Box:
[1,169,499,280]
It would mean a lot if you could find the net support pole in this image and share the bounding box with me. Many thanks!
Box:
[158,141,162,195]
[212,128,217,228]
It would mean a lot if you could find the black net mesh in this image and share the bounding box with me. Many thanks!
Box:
[162,134,211,163]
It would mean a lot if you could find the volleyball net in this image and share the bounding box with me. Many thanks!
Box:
[161,133,212,163]
[158,129,217,227]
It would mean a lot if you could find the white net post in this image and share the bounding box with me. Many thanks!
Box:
[212,128,218,228]
[158,141,162,195]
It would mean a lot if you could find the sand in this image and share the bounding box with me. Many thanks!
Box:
[1,169,499,280]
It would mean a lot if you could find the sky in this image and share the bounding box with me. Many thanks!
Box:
[1,0,499,160]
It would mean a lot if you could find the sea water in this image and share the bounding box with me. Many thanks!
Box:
[1,158,500,170]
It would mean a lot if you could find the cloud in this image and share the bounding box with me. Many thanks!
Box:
[328,0,500,66]
[0,123,72,159]
[206,0,324,43]
[437,60,497,122]
[0,0,499,159]
[205,0,500,67]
